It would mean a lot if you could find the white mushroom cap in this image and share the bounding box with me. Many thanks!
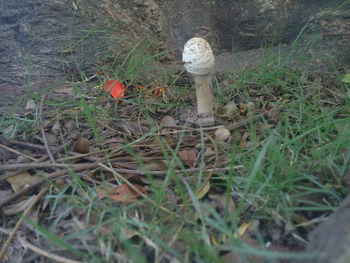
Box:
[182,37,215,75]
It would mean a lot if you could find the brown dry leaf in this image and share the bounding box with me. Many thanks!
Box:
[98,184,146,204]
[151,85,165,97]
[239,132,249,148]
[7,172,41,192]
[178,149,197,166]
[73,137,90,154]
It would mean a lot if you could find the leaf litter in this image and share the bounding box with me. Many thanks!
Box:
[0,67,349,262]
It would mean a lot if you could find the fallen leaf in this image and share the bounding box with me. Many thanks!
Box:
[239,132,249,148]
[233,221,254,239]
[196,180,210,199]
[151,85,165,97]
[98,184,146,204]
[103,80,126,101]
[210,234,218,245]
[73,137,90,154]
[7,172,41,192]
[178,149,197,166]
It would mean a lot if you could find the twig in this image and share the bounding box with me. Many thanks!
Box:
[0,143,38,161]
[39,94,56,163]
[0,186,48,259]
[0,227,82,263]
[0,137,51,152]
[0,162,99,209]
[37,138,75,163]
[18,237,82,263]
[0,141,75,183]
[108,165,242,176]
[159,109,277,135]
[0,161,242,175]
[0,162,96,171]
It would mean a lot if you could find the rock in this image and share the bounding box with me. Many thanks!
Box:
[293,196,350,263]
[215,127,231,142]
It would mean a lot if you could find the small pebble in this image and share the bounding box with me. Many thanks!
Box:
[215,127,231,142]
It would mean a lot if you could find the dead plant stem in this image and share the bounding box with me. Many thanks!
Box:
[39,94,56,163]
[0,186,49,259]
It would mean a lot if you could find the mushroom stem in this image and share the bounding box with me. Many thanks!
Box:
[194,74,214,126]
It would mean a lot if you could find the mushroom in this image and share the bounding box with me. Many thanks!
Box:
[182,37,215,126]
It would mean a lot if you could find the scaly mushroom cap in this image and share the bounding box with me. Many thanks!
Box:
[182,37,215,75]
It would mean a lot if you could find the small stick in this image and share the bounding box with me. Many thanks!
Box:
[0,140,75,183]
[0,227,82,263]
[0,143,38,161]
[106,165,242,176]
[39,94,56,163]
[0,161,242,175]
[159,106,283,134]
[158,113,264,133]
[0,186,48,259]
[0,137,50,152]
[18,237,83,263]
[0,162,95,171]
